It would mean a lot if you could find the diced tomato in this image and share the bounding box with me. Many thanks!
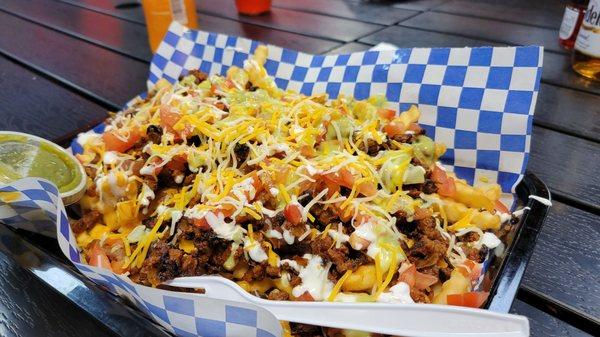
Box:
[495,200,510,214]
[102,128,141,153]
[357,181,377,197]
[223,79,235,90]
[383,121,406,138]
[193,217,211,230]
[284,203,303,225]
[165,154,188,171]
[458,259,482,282]
[414,272,438,290]
[88,241,112,270]
[399,264,439,290]
[110,260,127,274]
[219,206,236,218]
[399,264,417,287]
[323,179,340,198]
[300,145,316,158]
[447,291,489,308]
[338,168,355,188]
[408,123,422,133]
[431,165,456,197]
[159,106,181,132]
[438,176,456,197]
[250,173,264,195]
[143,157,164,176]
[322,168,354,189]
[377,108,396,120]
[295,291,315,301]
[354,213,372,225]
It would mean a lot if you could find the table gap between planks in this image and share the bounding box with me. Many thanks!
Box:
[0,0,597,336]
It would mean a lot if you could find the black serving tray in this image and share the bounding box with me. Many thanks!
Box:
[0,172,550,336]
[483,172,551,312]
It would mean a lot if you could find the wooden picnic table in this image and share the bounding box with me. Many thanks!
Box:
[0,0,598,336]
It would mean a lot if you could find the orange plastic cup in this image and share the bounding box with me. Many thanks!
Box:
[142,0,199,52]
[235,0,271,16]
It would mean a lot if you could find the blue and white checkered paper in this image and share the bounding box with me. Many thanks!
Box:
[0,177,282,337]
[152,22,542,193]
[0,22,543,336]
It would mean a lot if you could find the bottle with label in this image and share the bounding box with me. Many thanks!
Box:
[559,0,588,49]
[142,0,198,52]
[572,0,600,81]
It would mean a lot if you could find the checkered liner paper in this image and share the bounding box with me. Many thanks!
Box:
[0,22,542,337]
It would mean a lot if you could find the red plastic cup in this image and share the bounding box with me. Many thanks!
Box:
[235,0,271,16]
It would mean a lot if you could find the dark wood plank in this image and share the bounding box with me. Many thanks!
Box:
[0,56,107,143]
[390,0,450,11]
[511,300,592,337]
[0,0,152,62]
[272,0,418,25]
[325,42,371,55]
[542,52,600,96]
[400,11,565,54]
[529,127,600,208]
[194,14,342,54]
[0,249,117,337]
[359,25,502,48]
[57,0,342,54]
[58,0,146,23]
[535,84,600,142]
[0,10,148,108]
[196,0,384,43]
[434,0,565,30]
[521,202,600,318]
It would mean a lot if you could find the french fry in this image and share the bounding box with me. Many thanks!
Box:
[432,269,470,304]
[453,180,495,211]
[342,264,377,292]
[442,198,501,230]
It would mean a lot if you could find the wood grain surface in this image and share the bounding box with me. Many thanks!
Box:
[390,0,450,11]
[529,128,600,209]
[0,10,147,108]
[272,0,419,25]
[0,251,116,337]
[0,55,107,143]
[434,0,565,29]
[521,202,600,317]
[400,11,565,54]
[511,301,592,337]
[196,0,384,42]
[55,0,343,54]
[0,0,153,62]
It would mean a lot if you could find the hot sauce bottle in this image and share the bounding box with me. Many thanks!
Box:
[559,0,588,49]
[142,0,198,52]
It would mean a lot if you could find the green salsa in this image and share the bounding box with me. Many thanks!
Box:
[0,134,82,193]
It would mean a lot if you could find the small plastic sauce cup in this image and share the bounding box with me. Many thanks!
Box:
[0,131,86,205]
